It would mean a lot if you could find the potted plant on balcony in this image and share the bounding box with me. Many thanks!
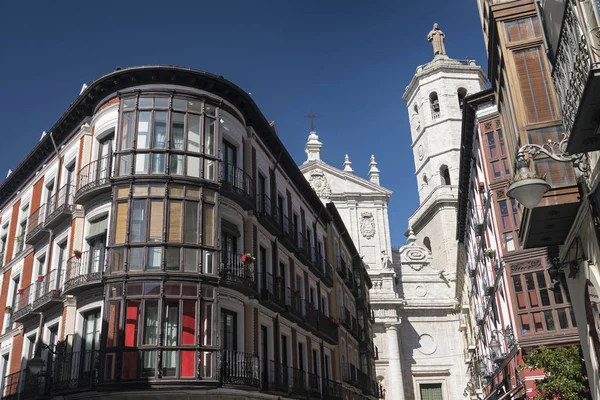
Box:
[73,249,82,259]
[4,306,12,314]
[17,289,23,295]
[241,253,254,264]
[37,275,44,282]
[484,248,496,259]
[275,276,283,285]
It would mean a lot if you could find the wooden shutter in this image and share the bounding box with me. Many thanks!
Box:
[168,201,182,242]
[149,201,164,242]
[114,202,128,244]
[203,203,214,247]
[514,47,556,123]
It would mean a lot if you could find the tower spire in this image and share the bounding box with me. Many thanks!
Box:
[368,155,380,185]
[343,154,354,172]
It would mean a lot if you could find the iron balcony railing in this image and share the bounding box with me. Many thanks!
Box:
[219,350,260,387]
[219,252,257,293]
[259,272,286,309]
[12,283,34,322]
[323,261,334,286]
[290,366,309,396]
[267,360,291,392]
[50,349,97,393]
[280,214,299,250]
[64,250,104,293]
[46,184,75,221]
[220,162,253,200]
[76,155,111,200]
[336,257,347,280]
[13,236,24,257]
[26,205,46,243]
[284,286,305,319]
[0,368,42,400]
[304,300,319,330]
[322,377,343,400]
[339,306,352,331]
[32,268,63,310]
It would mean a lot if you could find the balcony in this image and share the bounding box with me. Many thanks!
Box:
[25,205,48,245]
[0,368,43,400]
[302,301,319,332]
[295,232,313,268]
[11,284,35,324]
[219,252,257,297]
[546,1,600,154]
[265,360,291,393]
[283,287,305,323]
[31,269,63,312]
[279,214,298,253]
[309,252,325,279]
[13,236,25,258]
[259,273,286,312]
[63,250,104,295]
[290,366,309,397]
[256,194,282,236]
[49,349,98,395]
[339,306,352,331]
[322,378,343,400]
[45,184,75,229]
[75,155,111,205]
[219,350,260,388]
[315,311,339,345]
[342,363,358,386]
[322,261,334,288]
[219,162,254,210]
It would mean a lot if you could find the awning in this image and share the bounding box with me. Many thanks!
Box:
[86,217,107,241]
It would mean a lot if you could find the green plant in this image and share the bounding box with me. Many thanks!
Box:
[485,248,496,259]
[521,345,589,400]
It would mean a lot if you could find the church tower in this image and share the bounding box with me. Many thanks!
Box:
[403,28,486,270]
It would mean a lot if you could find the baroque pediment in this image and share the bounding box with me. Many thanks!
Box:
[396,230,432,272]
[300,160,392,200]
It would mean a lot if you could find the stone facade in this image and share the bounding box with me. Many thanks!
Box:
[301,50,486,399]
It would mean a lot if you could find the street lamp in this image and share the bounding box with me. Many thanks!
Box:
[489,326,516,359]
[507,134,589,208]
[27,342,63,375]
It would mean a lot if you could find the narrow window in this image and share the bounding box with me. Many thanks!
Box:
[440,165,451,185]
[429,92,440,117]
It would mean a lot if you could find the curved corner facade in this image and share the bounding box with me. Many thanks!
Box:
[0,67,380,400]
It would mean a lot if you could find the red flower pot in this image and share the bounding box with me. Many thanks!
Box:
[37,275,44,282]
[275,277,282,284]
[17,289,23,295]
[74,253,82,260]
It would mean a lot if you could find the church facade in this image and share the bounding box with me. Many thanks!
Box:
[301,26,486,400]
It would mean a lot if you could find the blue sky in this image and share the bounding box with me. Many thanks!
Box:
[0,0,487,248]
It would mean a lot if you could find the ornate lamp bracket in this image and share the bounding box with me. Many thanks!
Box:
[516,132,590,177]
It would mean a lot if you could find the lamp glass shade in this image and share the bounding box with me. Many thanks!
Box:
[478,362,487,376]
[490,337,502,355]
[27,356,45,375]
[507,177,551,209]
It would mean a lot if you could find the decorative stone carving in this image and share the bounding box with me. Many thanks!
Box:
[398,229,431,272]
[496,189,505,199]
[484,121,493,130]
[308,169,331,200]
[427,23,446,56]
[418,144,424,161]
[417,334,437,355]
[415,285,427,297]
[360,211,376,240]
[509,259,542,272]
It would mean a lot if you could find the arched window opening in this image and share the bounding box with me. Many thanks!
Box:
[423,237,432,252]
[457,88,467,110]
[429,92,440,118]
[440,165,451,185]
[423,174,428,185]
[413,104,419,116]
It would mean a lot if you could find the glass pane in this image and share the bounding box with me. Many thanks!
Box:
[135,153,149,174]
[129,248,144,271]
[204,118,215,155]
[166,248,180,271]
[570,307,577,327]
[155,97,169,109]
[557,308,569,329]
[123,98,136,110]
[147,247,162,270]
[139,97,153,109]
[153,112,167,148]
[204,159,215,181]
[119,154,132,176]
[544,310,555,331]
[184,201,198,244]
[151,154,165,174]
[164,302,179,346]
[188,115,201,152]
[171,113,185,150]
[205,103,216,116]
[142,351,156,377]
[204,251,214,275]
[170,155,184,175]
[504,233,515,252]
[184,248,197,272]
[187,156,201,178]
[486,132,497,158]
[554,287,564,304]
[173,98,187,111]
[188,100,202,113]
[131,200,146,242]
[144,283,160,295]
[162,350,177,377]
[137,112,151,149]
[203,204,214,246]
[106,302,120,347]
[121,112,135,150]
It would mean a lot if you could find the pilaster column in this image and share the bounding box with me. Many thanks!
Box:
[385,321,404,400]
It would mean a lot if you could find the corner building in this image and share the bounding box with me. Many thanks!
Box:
[0,66,379,400]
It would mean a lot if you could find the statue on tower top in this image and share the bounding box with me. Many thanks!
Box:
[427,23,446,56]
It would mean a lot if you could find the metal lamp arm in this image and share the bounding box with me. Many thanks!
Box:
[517,132,590,175]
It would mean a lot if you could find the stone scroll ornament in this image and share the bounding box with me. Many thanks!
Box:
[308,169,331,200]
[398,229,431,272]
[360,212,376,240]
